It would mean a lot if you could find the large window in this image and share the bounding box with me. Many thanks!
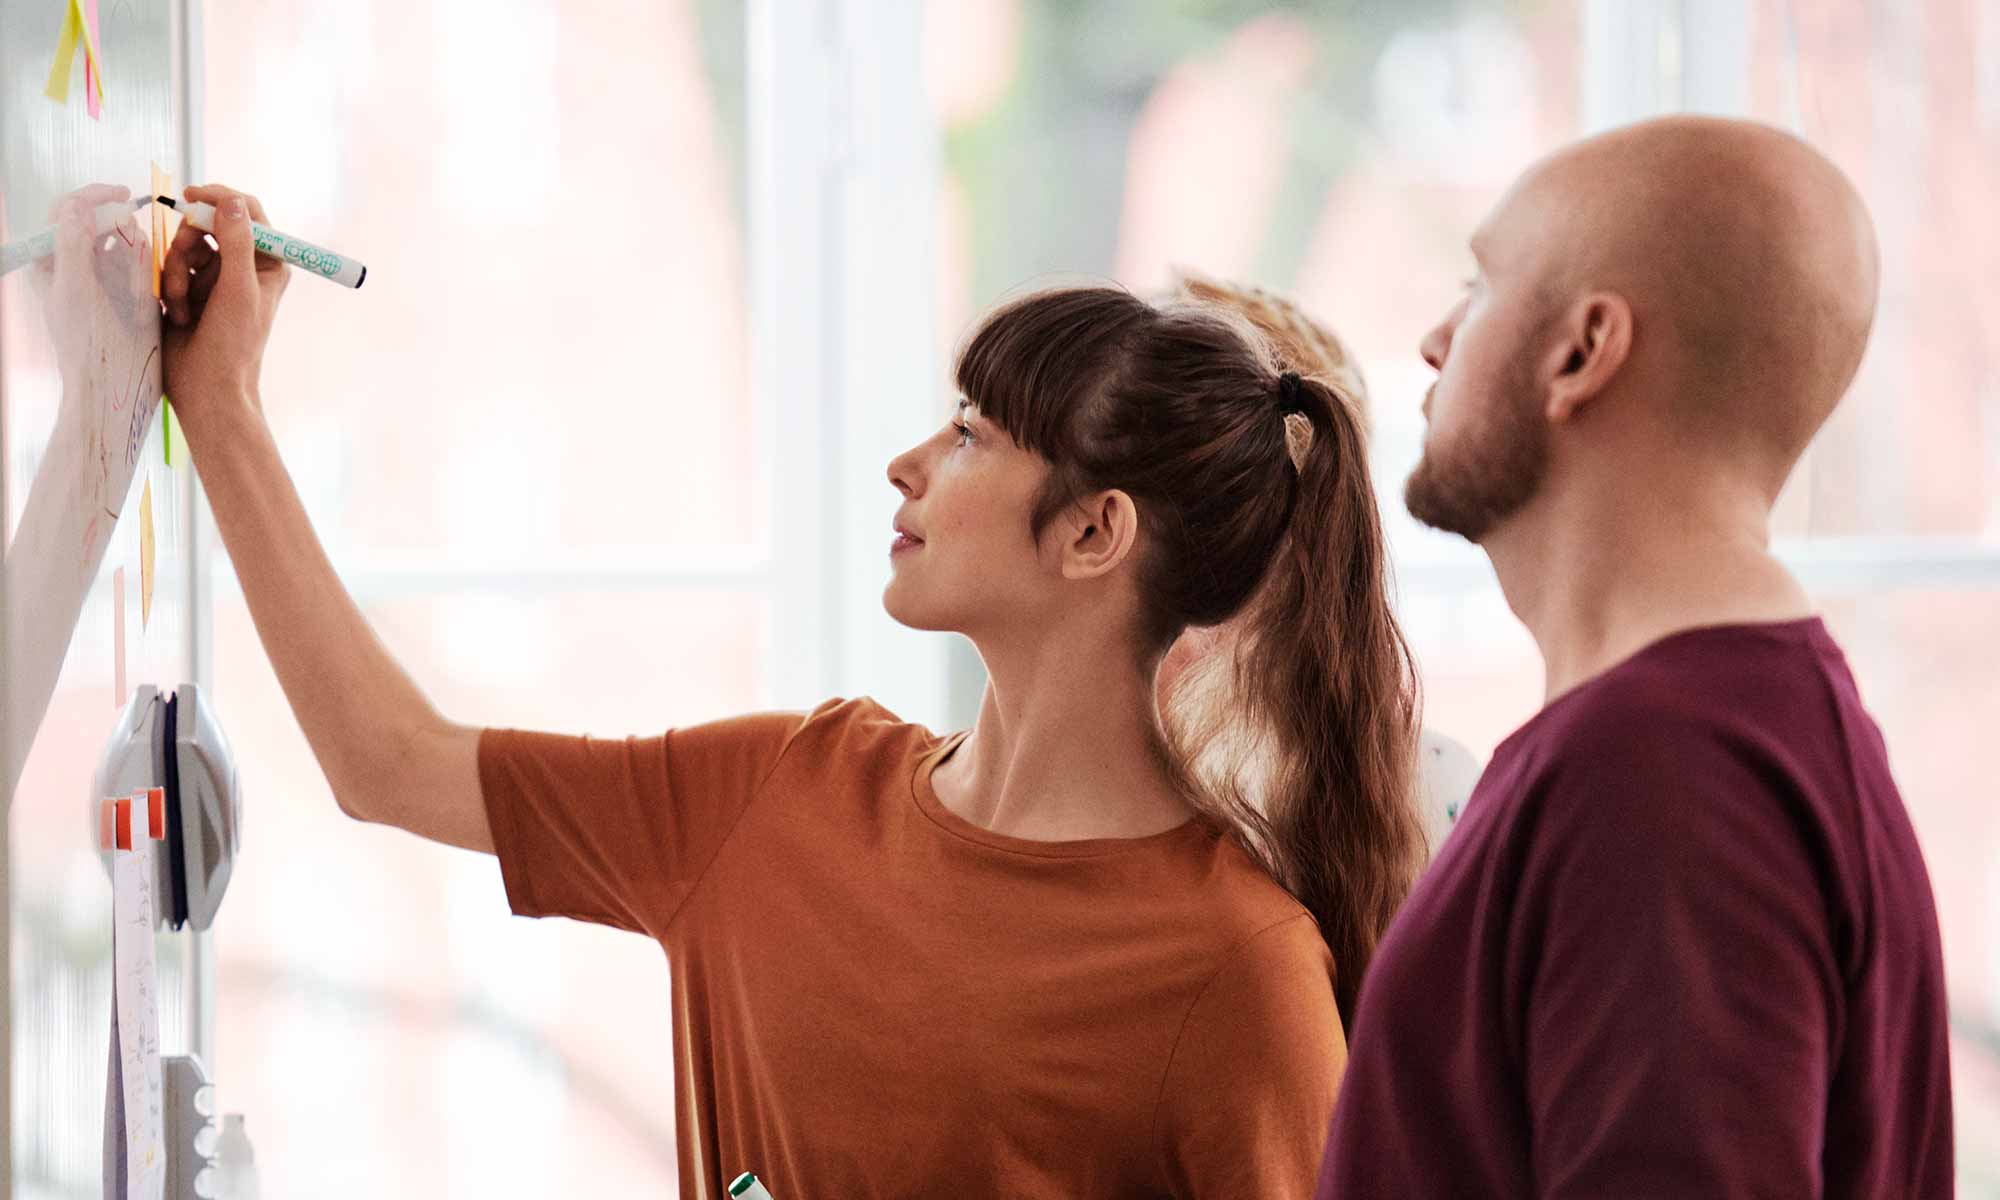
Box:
[15,2,1988,1195]
[199,1,756,1194]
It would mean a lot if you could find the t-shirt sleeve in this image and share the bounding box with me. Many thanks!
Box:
[1513,718,1841,1197]
[478,708,814,935]
[1156,913,1347,1200]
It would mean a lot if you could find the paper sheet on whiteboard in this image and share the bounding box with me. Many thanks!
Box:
[111,842,164,1199]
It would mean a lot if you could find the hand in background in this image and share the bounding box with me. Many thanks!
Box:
[29,183,153,392]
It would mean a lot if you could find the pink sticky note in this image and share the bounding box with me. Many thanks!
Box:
[112,565,127,707]
[82,0,102,120]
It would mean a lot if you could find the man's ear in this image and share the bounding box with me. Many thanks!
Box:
[1057,489,1141,581]
[1543,292,1633,423]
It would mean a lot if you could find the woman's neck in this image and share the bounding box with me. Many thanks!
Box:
[931,625,1195,842]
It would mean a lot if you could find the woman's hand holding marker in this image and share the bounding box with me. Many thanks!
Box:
[161,184,287,435]
[154,195,366,288]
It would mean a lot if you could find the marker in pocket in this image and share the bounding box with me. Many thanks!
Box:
[728,1173,776,1200]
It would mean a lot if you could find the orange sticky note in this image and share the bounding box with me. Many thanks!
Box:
[147,787,165,840]
[149,162,173,298]
[139,473,155,628]
[150,168,180,467]
[100,799,116,851]
[114,796,132,851]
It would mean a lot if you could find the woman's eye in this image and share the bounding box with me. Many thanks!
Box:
[951,421,974,446]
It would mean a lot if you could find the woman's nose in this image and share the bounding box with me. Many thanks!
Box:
[887,446,921,498]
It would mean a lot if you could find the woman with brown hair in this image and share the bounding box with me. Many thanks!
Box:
[161,184,1421,1198]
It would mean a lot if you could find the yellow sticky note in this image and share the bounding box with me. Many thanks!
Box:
[139,474,155,629]
[43,1,81,104]
[42,0,104,108]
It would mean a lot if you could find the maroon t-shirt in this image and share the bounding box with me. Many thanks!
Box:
[1316,619,1953,1197]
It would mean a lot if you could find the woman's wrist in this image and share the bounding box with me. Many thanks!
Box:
[175,385,266,447]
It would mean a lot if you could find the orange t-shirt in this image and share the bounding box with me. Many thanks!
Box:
[479,698,1346,1199]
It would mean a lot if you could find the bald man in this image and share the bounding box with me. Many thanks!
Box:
[1315,117,1953,1196]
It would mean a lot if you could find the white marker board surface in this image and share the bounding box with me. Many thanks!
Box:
[2,0,178,805]
[2,0,193,1192]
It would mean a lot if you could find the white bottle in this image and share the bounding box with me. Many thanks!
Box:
[212,1114,260,1200]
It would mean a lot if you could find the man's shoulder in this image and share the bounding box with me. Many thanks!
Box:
[1521,624,1837,781]
[1515,670,1741,787]
[1491,652,1824,856]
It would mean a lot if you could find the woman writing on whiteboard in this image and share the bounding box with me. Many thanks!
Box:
[162,184,1422,1198]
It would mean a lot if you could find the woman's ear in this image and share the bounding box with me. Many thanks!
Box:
[1058,489,1141,581]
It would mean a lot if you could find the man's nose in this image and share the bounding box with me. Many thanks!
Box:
[1419,321,1450,372]
[1418,300,1464,372]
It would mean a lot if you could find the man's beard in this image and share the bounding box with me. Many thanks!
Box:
[1403,365,1549,543]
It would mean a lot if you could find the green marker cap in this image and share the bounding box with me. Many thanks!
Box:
[728,1174,757,1196]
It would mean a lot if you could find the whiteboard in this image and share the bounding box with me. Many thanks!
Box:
[2,0,192,1192]
[2,0,179,805]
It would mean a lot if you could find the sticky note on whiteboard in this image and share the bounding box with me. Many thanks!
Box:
[149,162,172,298]
[82,0,103,120]
[43,4,80,103]
[138,474,155,629]
[111,839,165,1199]
[42,0,106,113]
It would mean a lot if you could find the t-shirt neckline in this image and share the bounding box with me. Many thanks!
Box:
[909,729,1209,859]
[1500,614,1830,757]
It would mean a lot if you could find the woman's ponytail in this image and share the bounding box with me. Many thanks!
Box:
[1169,370,1423,1026]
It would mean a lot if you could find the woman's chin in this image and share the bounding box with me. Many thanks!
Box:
[881,584,953,633]
[880,584,920,629]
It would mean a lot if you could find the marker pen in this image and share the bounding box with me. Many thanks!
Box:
[728,1172,776,1200]
[152,195,367,289]
[0,198,146,277]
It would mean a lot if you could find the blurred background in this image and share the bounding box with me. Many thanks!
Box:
[9,0,1997,1194]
